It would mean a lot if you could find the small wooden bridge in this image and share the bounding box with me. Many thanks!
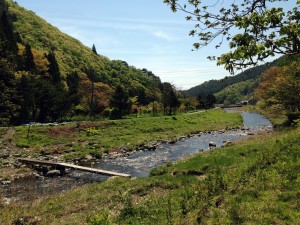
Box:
[18,158,131,178]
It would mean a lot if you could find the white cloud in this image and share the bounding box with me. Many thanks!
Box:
[152,31,177,41]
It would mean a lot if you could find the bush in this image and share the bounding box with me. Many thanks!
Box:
[102,108,111,118]
[109,108,121,120]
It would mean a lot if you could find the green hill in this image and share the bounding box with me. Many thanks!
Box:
[214,79,259,105]
[7,0,160,88]
[0,0,168,125]
[184,60,279,98]
[186,54,300,105]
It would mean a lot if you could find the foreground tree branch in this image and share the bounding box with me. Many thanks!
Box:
[164,0,300,73]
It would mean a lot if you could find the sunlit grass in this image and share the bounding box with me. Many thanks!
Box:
[12,109,242,160]
[1,125,299,224]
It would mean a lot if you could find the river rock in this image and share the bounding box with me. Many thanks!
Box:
[0,154,10,159]
[85,154,93,160]
[169,139,177,144]
[178,136,186,141]
[3,197,11,205]
[46,170,61,177]
[209,142,217,147]
[1,180,11,185]
[223,141,233,147]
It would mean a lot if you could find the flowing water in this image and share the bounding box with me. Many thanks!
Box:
[1,110,273,203]
[84,111,273,178]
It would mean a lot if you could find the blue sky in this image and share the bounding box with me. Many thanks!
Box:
[16,0,238,89]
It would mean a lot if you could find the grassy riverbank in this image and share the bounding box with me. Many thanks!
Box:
[1,124,299,224]
[2,109,242,162]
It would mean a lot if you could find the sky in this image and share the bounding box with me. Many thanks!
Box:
[15,1,241,89]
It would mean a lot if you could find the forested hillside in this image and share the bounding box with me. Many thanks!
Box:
[214,79,258,105]
[185,60,280,98]
[0,0,183,125]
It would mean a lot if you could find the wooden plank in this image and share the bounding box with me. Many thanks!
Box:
[18,158,131,178]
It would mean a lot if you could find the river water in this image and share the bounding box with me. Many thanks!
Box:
[81,111,272,178]
[1,110,273,203]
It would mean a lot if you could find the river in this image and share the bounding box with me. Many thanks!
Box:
[1,110,273,203]
[79,111,272,178]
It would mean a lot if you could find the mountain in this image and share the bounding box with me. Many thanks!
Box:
[6,0,163,93]
[185,54,300,105]
[184,59,280,98]
[0,0,168,125]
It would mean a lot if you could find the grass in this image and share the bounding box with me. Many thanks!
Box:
[1,123,299,224]
[10,109,242,160]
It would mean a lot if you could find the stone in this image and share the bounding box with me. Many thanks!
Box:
[169,139,177,144]
[209,142,217,147]
[1,180,11,185]
[223,141,233,147]
[45,170,61,177]
[85,154,93,160]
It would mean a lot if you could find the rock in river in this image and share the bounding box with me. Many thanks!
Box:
[46,170,61,177]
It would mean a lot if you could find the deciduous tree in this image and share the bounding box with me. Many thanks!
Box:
[255,62,300,123]
[164,0,300,72]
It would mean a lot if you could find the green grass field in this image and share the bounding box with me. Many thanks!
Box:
[1,121,299,224]
[12,109,242,160]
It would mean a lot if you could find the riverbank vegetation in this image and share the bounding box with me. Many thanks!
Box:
[1,123,299,224]
[0,109,242,165]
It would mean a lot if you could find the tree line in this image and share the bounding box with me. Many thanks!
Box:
[0,6,216,126]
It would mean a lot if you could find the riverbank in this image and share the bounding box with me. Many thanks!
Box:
[0,109,242,181]
[1,123,299,224]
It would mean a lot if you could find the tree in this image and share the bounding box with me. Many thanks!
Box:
[164,0,300,73]
[16,72,34,124]
[0,58,19,125]
[162,82,180,115]
[46,51,61,84]
[67,71,81,107]
[0,11,17,53]
[197,94,216,110]
[92,44,98,55]
[255,61,300,124]
[23,44,35,72]
[0,18,19,125]
[110,85,130,119]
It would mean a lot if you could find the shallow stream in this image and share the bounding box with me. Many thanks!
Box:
[1,110,273,203]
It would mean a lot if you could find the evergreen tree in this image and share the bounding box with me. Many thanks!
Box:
[0,11,17,53]
[0,10,19,125]
[16,73,33,124]
[92,44,98,55]
[0,58,19,125]
[46,51,61,84]
[162,82,180,115]
[67,71,81,106]
[110,85,130,119]
[23,44,35,72]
